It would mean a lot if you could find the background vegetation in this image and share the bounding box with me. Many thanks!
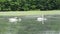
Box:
[0,0,60,11]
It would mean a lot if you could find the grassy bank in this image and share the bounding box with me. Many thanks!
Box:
[0,11,60,16]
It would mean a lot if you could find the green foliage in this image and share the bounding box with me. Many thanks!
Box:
[0,0,59,11]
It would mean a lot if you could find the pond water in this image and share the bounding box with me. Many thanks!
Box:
[0,15,60,34]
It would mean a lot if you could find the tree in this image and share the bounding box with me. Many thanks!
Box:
[0,0,59,11]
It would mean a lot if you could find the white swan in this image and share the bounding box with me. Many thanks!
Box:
[37,15,47,24]
[37,17,47,24]
[37,17,47,21]
[9,17,18,23]
[9,17,22,23]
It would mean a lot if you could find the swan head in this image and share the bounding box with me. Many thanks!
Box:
[14,17,18,18]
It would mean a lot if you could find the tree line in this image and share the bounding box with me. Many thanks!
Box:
[0,0,59,11]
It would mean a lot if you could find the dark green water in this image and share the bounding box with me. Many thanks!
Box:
[0,15,60,34]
